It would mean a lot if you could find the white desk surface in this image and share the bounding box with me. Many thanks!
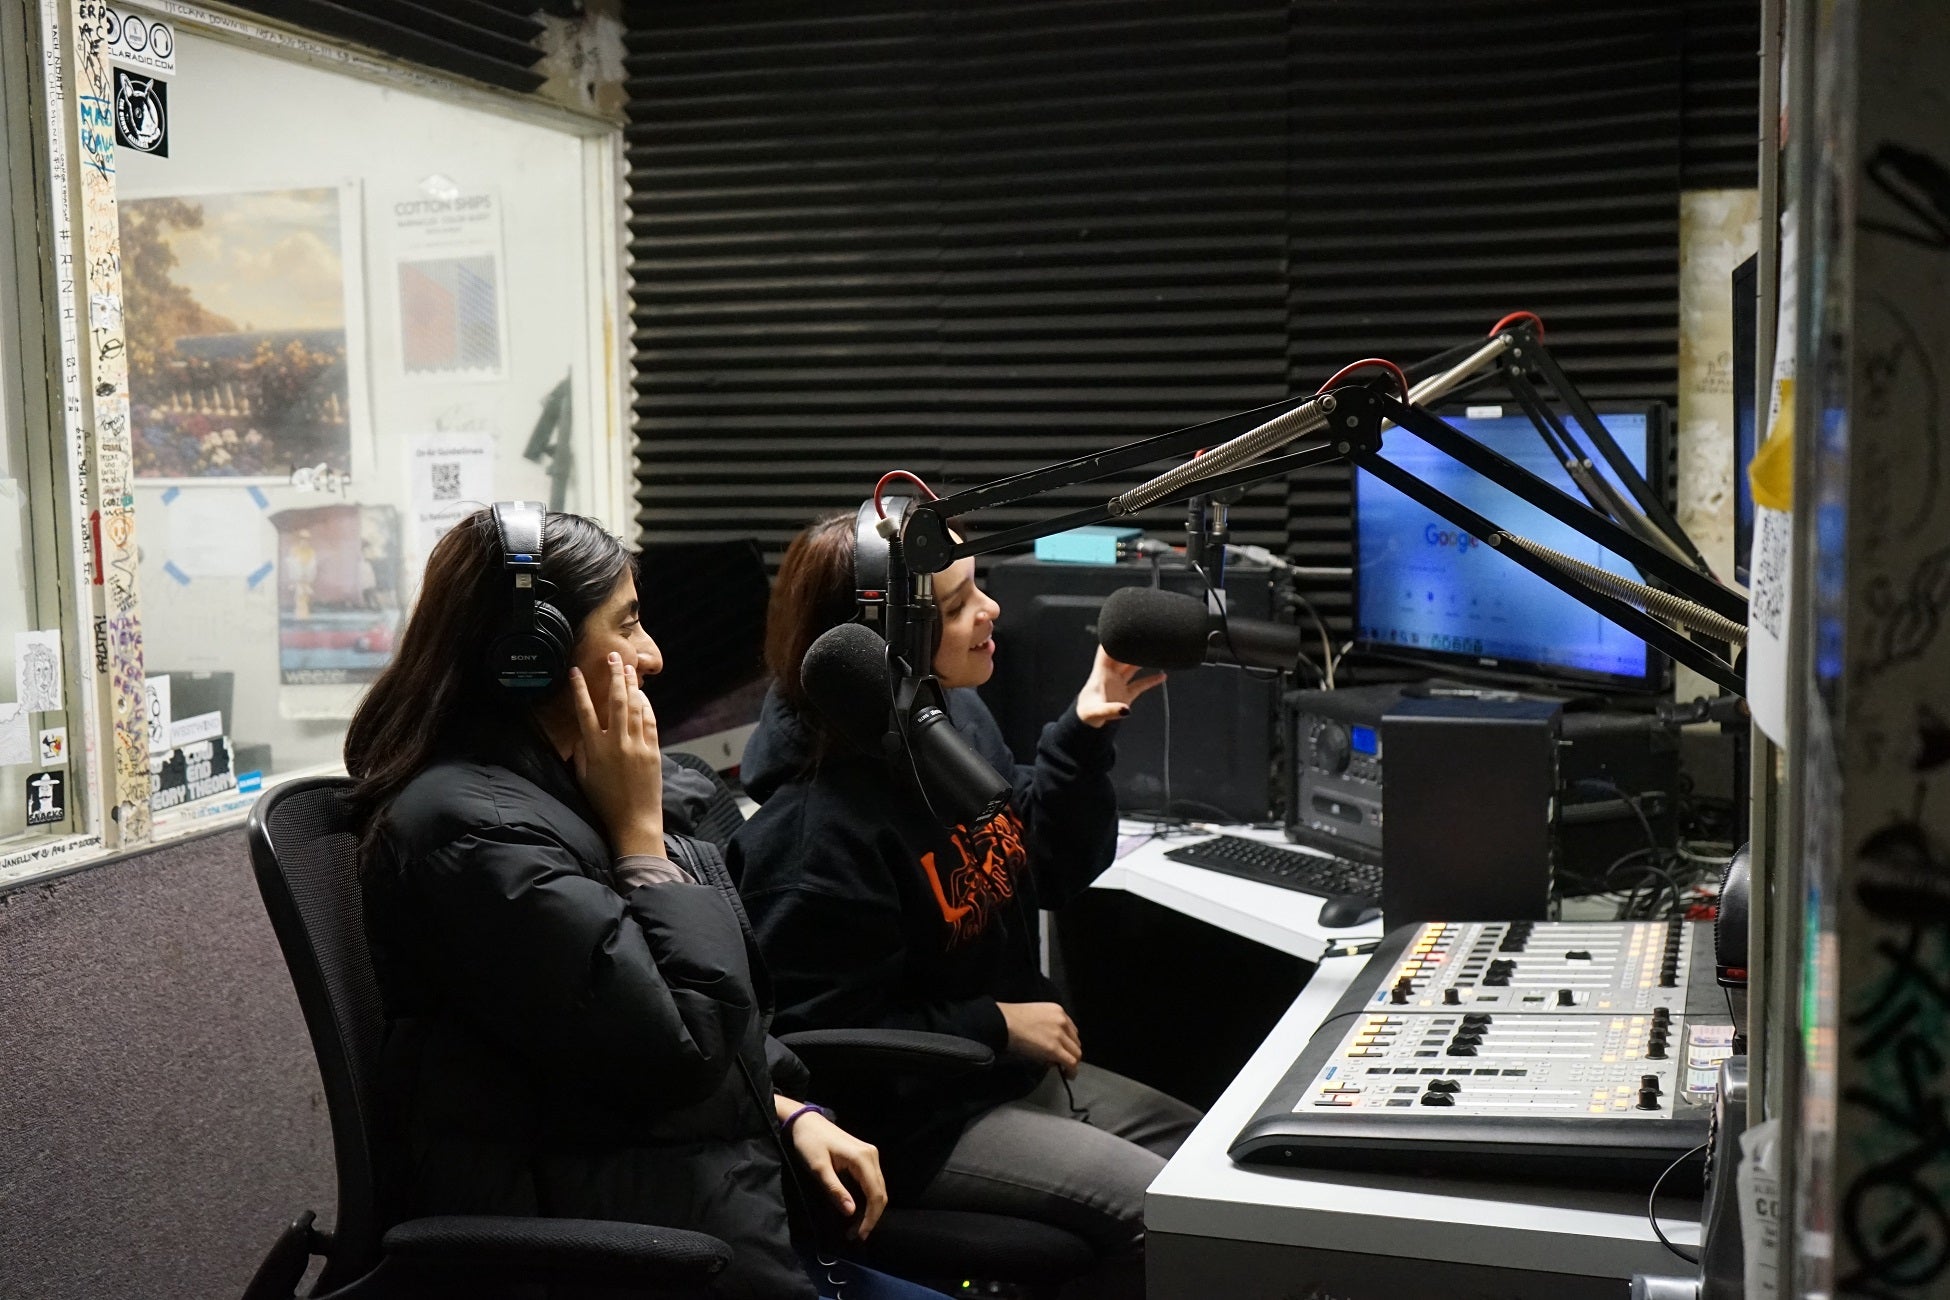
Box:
[1093,820,1385,964]
[1141,948,1705,1280]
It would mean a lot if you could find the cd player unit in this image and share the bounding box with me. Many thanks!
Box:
[1283,685,1406,863]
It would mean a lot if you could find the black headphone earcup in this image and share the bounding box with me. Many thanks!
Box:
[487,598,571,692]
[487,629,563,691]
[533,599,575,680]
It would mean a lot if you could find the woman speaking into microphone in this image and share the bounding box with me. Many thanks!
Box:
[730,507,1201,1298]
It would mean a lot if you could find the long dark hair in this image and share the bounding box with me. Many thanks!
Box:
[763,511,858,717]
[344,507,633,834]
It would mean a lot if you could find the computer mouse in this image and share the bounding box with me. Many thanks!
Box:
[1318,895,1382,929]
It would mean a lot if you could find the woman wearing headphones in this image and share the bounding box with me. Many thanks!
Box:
[345,504,947,1300]
[729,505,1203,1297]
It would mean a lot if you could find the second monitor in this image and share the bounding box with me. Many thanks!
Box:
[1354,403,1670,694]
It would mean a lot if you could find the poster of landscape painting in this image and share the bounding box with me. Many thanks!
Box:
[120,187,354,479]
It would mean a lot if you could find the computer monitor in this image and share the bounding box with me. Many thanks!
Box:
[1352,402,1670,693]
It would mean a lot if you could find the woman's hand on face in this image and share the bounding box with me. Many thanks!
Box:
[569,653,665,860]
[1075,646,1166,728]
[787,1111,888,1242]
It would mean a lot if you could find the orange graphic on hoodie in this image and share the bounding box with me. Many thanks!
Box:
[917,809,1027,947]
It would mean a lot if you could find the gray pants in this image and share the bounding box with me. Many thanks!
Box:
[912,1064,1201,1293]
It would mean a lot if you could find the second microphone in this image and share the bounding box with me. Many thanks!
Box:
[1097,585,1307,672]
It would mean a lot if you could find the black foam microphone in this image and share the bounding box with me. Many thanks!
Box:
[1098,585,1306,672]
[801,621,1012,829]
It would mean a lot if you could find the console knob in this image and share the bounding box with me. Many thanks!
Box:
[1556,988,1576,1007]
[1310,722,1352,775]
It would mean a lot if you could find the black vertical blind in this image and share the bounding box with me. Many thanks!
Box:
[1283,3,1684,642]
[624,0,1756,621]
[225,0,554,91]
[625,6,941,551]
[931,2,1290,551]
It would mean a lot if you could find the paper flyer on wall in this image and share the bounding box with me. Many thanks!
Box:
[269,503,403,688]
[149,736,237,814]
[0,706,29,767]
[144,674,172,755]
[391,185,507,380]
[164,487,269,578]
[1745,205,1798,746]
[1737,1118,1781,1299]
[406,433,496,565]
[14,629,62,712]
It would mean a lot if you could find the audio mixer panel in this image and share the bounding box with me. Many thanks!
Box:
[1372,919,1696,1015]
[1231,920,1731,1180]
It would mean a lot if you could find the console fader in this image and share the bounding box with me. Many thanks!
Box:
[1376,918,1697,1015]
[1230,919,1733,1181]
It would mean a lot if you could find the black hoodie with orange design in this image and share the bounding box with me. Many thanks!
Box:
[729,682,1120,1193]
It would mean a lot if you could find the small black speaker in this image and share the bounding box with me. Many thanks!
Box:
[1381,696,1562,924]
[979,555,1280,822]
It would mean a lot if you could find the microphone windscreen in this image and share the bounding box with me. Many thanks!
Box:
[801,621,895,753]
[1097,586,1211,670]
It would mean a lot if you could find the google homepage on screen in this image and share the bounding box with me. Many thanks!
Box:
[1354,410,1654,682]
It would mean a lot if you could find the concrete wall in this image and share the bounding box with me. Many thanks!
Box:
[0,828,334,1300]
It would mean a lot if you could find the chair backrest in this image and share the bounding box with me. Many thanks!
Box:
[246,776,386,1287]
[666,750,748,852]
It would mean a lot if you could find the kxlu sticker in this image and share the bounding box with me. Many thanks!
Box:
[113,68,168,157]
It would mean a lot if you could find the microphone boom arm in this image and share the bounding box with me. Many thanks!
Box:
[890,343,1748,697]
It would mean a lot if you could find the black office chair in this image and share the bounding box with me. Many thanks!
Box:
[671,754,1101,1294]
[243,776,733,1299]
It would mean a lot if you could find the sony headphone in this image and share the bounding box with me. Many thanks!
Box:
[852,496,905,635]
[854,495,947,659]
[487,500,575,691]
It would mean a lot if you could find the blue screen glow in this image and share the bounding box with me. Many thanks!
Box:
[1354,409,1654,683]
[1350,724,1378,754]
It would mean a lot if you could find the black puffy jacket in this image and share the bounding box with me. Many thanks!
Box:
[361,728,816,1300]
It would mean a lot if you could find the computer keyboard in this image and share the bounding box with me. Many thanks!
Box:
[1164,835,1383,907]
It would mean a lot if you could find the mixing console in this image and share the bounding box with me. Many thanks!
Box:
[1231,920,1732,1180]
[1372,918,1696,1015]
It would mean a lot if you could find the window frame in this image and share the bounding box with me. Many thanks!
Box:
[0,0,630,888]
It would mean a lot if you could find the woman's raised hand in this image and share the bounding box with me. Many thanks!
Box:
[1075,646,1166,728]
[569,652,666,859]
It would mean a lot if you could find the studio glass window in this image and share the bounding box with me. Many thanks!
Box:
[110,6,627,835]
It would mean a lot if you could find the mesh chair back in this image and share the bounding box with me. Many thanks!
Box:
[666,750,747,851]
[246,776,385,1286]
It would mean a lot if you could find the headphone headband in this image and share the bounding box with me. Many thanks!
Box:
[489,500,568,691]
[855,496,914,635]
[494,500,546,566]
